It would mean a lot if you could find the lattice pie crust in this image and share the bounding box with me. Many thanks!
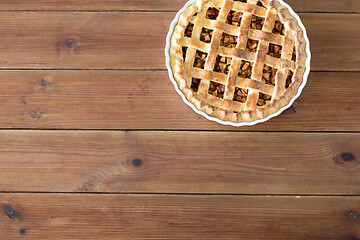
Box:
[170,0,307,123]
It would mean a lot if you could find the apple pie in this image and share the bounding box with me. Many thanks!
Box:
[169,0,308,123]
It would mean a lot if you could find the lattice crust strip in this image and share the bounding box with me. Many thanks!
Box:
[181,0,296,113]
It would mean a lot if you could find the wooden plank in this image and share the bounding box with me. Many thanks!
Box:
[0,0,358,12]
[1,194,360,239]
[0,71,358,131]
[0,12,357,71]
[302,13,360,72]
[0,131,359,194]
[284,0,360,13]
[0,0,183,11]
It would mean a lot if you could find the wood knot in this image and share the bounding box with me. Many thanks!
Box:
[20,229,26,235]
[41,79,47,86]
[333,152,358,168]
[341,153,355,162]
[348,210,359,220]
[56,39,81,56]
[3,205,17,219]
[66,39,78,49]
[30,112,41,120]
[131,158,143,167]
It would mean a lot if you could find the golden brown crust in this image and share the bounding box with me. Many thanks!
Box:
[170,0,307,123]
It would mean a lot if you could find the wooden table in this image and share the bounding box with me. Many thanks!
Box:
[0,0,359,239]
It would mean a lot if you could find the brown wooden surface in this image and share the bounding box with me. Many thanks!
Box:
[0,13,358,71]
[1,194,360,240]
[0,131,359,194]
[0,0,359,239]
[0,71,357,131]
[0,0,358,12]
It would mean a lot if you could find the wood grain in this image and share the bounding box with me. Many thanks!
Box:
[0,12,357,71]
[0,71,358,131]
[0,0,358,12]
[1,194,360,239]
[0,130,359,194]
[0,1,357,238]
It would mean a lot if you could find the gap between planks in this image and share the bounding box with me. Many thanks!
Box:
[1,192,360,197]
[0,0,358,13]
[0,10,357,13]
[0,69,358,72]
[0,129,358,133]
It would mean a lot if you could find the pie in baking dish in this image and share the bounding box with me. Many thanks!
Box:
[169,0,308,123]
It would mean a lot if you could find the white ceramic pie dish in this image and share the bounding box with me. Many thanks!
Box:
[165,0,311,127]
